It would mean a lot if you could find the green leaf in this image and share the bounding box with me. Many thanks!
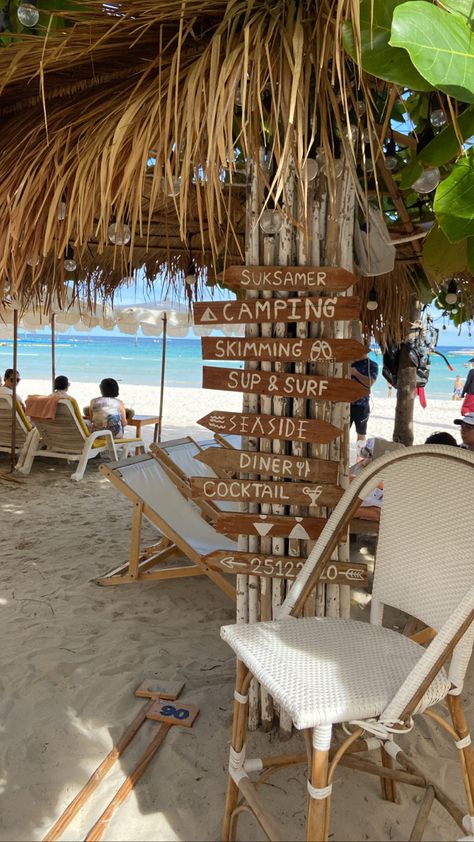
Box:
[434,150,474,241]
[342,0,433,91]
[467,236,474,272]
[422,223,469,280]
[391,2,474,104]
[417,105,474,166]
[399,159,423,190]
[439,0,474,26]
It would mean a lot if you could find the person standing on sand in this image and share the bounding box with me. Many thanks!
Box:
[461,358,474,415]
[350,353,379,460]
[452,375,464,400]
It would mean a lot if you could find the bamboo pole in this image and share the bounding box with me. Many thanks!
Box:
[157,313,167,443]
[51,313,56,392]
[10,309,18,472]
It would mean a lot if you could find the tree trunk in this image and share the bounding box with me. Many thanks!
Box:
[393,299,421,446]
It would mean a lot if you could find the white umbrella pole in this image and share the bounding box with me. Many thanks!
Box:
[51,313,56,391]
[156,313,167,443]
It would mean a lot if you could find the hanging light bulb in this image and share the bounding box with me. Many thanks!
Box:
[411,167,441,194]
[185,261,196,285]
[17,0,39,27]
[366,287,378,311]
[302,158,319,182]
[451,307,458,315]
[162,176,181,197]
[430,109,447,129]
[64,246,77,273]
[259,208,283,235]
[384,138,398,171]
[108,219,131,245]
[445,279,458,305]
[27,254,40,267]
[57,201,67,222]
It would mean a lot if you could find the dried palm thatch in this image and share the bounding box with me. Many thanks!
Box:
[0,1,413,304]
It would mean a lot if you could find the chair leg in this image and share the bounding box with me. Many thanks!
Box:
[307,725,332,842]
[447,694,474,815]
[379,745,400,804]
[222,662,249,842]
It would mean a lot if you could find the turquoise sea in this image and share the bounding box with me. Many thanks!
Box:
[0,334,473,400]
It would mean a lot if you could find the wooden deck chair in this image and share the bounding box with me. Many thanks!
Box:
[221,445,474,842]
[18,397,144,481]
[0,394,35,468]
[150,436,239,521]
[97,453,236,601]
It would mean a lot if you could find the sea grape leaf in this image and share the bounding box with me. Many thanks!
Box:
[342,0,433,91]
[391,2,474,104]
[467,236,474,273]
[439,0,474,26]
[417,106,474,166]
[434,150,474,241]
[422,223,469,280]
[399,159,424,190]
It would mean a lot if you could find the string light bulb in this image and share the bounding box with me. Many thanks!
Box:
[366,287,378,311]
[17,1,39,27]
[302,158,318,182]
[64,246,77,273]
[430,109,447,129]
[185,261,196,285]
[445,280,458,305]
[259,208,283,235]
[108,219,131,245]
[27,254,40,267]
[411,167,441,194]
[57,201,67,222]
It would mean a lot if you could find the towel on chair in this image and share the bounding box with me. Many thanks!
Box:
[25,394,63,420]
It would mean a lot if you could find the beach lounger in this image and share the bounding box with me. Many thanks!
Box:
[97,453,236,600]
[18,397,144,481]
[221,444,474,842]
[0,394,35,468]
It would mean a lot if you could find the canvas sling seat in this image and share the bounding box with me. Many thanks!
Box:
[97,452,236,600]
[0,394,35,468]
[221,445,474,842]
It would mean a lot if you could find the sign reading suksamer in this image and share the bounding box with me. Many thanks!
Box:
[220,265,356,291]
[193,296,359,325]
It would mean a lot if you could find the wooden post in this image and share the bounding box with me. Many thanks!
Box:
[157,313,167,443]
[10,308,18,472]
[51,313,56,392]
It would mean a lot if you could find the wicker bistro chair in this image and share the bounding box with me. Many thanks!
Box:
[221,445,474,842]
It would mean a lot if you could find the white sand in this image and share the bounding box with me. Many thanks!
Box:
[1,381,471,841]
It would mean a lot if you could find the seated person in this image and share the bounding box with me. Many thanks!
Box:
[52,375,72,397]
[425,431,458,446]
[89,378,127,438]
[0,368,26,410]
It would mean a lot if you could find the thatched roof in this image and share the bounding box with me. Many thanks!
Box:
[0,0,471,330]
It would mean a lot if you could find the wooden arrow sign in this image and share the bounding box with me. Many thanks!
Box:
[204,551,367,584]
[197,411,342,444]
[194,447,339,483]
[220,265,356,291]
[193,296,359,326]
[214,512,336,541]
[191,477,343,507]
[203,366,367,402]
[201,336,367,363]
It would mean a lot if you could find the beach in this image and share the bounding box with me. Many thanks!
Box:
[1,381,472,841]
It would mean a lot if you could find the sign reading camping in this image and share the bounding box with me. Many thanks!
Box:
[197,411,342,444]
[201,337,367,363]
[204,552,367,584]
[193,296,359,326]
[202,366,367,402]
[195,447,339,483]
[191,477,343,507]
[220,265,356,292]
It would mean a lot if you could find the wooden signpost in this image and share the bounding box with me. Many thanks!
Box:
[191,476,343,507]
[203,366,368,402]
[214,512,337,541]
[193,296,359,326]
[194,447,339,482]
[197,410,342,444]
[202,336,367,363]
[219,265,356,292]
[204,551,367,585]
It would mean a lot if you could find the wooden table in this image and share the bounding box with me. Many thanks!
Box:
[127,414,161,445]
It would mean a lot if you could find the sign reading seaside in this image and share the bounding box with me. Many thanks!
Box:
[220,265,356,291]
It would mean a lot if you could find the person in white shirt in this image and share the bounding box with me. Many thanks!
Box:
[0,368,26,410]
[52,375,72,398]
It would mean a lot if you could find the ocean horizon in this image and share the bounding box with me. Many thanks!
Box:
[1,333,473,401]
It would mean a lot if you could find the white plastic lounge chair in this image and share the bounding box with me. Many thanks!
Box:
[97,453,236,601]
[221,444,474,842]
[151,436,239,519]
[0,394,35,468]
[18,397,144,481]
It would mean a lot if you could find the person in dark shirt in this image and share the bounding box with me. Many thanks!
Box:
[350,355,379,460]
[461,358,474,416]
